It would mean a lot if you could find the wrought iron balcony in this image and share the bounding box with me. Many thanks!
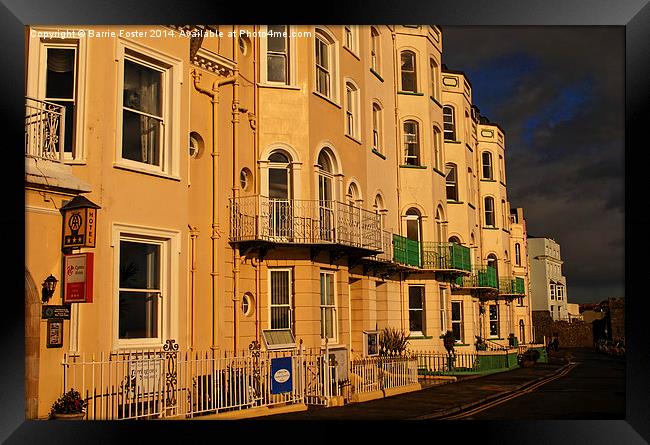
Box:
[455,264,498,289]
[392,234,421,267]
[229,196,383,253]
[498,276,526,296]
[25,97,65,162]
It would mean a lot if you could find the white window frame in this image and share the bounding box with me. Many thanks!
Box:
[403,120,421,166]
[445,163,459,202]
[399,50,418,93]
[372,102,383,152]
[111,223,180,350]
[320,270,337,344]
[314,27,340,104]
[489,303,500,338]
[482,151,493,180]
[484,197,495,227]
[515,243,521,266]
[408,285,425,336]
[433,126,443,170]
[557,285,564,300]
[115,39,182,179]
[268,268,294,331]
[259,25,298,87]
[443,106,456,141]
[370,26,381,74]
[344,79,360,140]
[27,27,88,163]
[430,58,440,100]
[439,286,447,334]
[550,283,556,300]
[343,25,359,56]
[451,301,463,343]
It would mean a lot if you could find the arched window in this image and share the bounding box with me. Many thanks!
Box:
[374,194,386,229]
[347,182,360,206]
[484,196,495,227]
[317,149,335,241]
[403,120,420,166]
[315,29,336,99]
[445,163,458,201]
[467,167,474,205]
[519,319,526,343]
[345,81,360,139]
[443,106,456,141]
[464,110,471,143]
[499,154,505,182]
[515,243,521,266]
[435,206,445,243]
[449,236,461,244]
[267,150,292,238]
[502,200,508,229]
[405,208,422,243]
[372,102,382,152]
[433,126,442,169]
[400,50,417,92]
[482,151,493,180]
[370,27,381,73]
[343,26,358,54]
[430,58,439,100]
[487,253,498,278]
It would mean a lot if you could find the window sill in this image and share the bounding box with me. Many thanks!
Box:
[371,148,386,160]
[398,90,424,96]
[480,179,497,182]
[343,46,361,60]
[447,200,464,205]
[432,167,445,177]
[445,140,462,144]
[454,343,470,347]
[482,226,499,230]
[468,202,476,210]
[408,335,433,340]
[369,68,384,82]
[465,143,473,152]
[113,162,181,181]
[64,159,87,166]
[399,164,427,169]
[430,95,443,108]
[313,91,341,109]
[258,82,301,91]
[501,228,511,234]
[345,133,362,145]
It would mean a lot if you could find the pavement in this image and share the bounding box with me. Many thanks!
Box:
[260,349,574,420]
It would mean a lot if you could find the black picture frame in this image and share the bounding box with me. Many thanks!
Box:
[4,1,648,443]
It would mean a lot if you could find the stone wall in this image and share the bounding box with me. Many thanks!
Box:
[609,297,625,341]
[532,310,594,347]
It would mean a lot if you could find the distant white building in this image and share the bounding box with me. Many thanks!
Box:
[528,237,569,321]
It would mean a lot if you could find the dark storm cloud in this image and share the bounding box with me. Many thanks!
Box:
[442,27,624,303]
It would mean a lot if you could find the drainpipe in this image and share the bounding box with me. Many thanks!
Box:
[231,26,242,354]
[391,27,405,332]
[192,69,237,354]
[188,225,199,349]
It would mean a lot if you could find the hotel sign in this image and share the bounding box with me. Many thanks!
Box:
[60,195,101,250]
[63,252,94,304]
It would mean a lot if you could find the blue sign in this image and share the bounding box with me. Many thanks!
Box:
[271,357,293,394]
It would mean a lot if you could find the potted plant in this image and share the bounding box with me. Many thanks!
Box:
[519,348,540,368]
[475,336,487,351]
[49,389,86,420]
[379,327,409,355]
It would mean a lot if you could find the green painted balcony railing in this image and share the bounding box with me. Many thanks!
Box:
[393,234,421,267]
[498,276,526,295]
[455,265,498,288]
[421,242,472,271]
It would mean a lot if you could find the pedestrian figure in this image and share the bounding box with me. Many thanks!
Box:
[552,333,559,351]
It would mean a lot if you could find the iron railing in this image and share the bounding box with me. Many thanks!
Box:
[25,97,65,162]
[392,234,421,267]
[229,196,383,252]
[349,355,418,394]
[498,276,526,295]
[455,264,498,289]
[421,242,472,271]
[411,350,479,375]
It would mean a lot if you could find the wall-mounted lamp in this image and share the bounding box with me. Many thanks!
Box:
[41,274,58,304]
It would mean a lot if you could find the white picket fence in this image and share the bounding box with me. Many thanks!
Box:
[349,355,419,394]
[411,350,479,375]
[61,341,338,420]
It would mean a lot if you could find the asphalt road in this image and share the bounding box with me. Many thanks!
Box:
[263,348,624,421]
[459,348,625,420]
